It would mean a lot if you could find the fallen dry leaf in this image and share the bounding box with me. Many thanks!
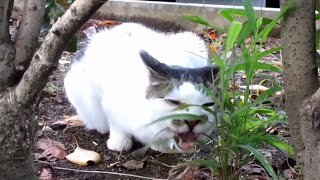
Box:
[36,137,67,161]
[272,61,282,68]
[98,20,120,27]
[36,137,66,150]
[53,115,84,127]
[203,28,218,40]
[42,146,67,160]
[239,85,269,95]
[229,83,240,92]
[241,164,267,178]
[209,44,217,54]
[66,147,101,166]
[39,168,53,180]
[122,159,145,170]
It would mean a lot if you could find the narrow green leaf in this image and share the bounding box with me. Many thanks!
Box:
[219,9,247,22]
[182,14,210,25]
[256,17,263,30]
[149,113,208,126]
[182,15,225,33]
[264,138,295,156]
[254,62,282,73]
[255,47,283,61]
[192,159,221,168]
[237,21,252,45]
[256,5,291,43]
[250,108,277,116]
[243,0,257,34]
[254,86,282,104]
[238,145,278,180]
[225,21,243,53]
[233,63,245,72]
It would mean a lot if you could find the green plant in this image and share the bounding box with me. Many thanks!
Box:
[177,1,293,179]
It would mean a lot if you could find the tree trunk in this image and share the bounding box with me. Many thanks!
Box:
[14,0,46,77]
[281,0,320,179]
[0,0,108,179]
[0,0,17,93]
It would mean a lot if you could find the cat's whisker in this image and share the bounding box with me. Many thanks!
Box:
[152,127,171,139]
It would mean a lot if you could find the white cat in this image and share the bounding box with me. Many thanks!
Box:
[64,23,220,153]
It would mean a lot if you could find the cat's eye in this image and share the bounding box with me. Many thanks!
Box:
[165,99,182,106]
[202,102,215,107]
[172,119,184,126]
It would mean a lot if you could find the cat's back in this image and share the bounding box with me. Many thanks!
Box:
[82,23,208,68]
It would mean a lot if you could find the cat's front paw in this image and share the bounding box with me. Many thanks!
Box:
[107,132,132,152]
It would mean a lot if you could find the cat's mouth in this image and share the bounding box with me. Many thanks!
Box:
[174,132,198,152]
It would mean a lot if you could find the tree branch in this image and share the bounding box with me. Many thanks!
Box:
[1,0,108,109]
[14,0,46,75]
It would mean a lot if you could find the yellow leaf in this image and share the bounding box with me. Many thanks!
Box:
[239,85,269,95]
[66,147,101,166]
[209,44,217,53]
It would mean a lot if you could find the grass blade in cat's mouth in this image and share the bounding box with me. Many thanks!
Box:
[175,132,197,151]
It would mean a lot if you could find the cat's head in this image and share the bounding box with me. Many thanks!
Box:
[140,50,220,152]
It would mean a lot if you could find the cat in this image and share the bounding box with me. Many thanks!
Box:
[64,23,220,153]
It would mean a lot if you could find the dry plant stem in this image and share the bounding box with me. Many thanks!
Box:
[0,0,108,179]
[14,0,46,74]
[53,166,166,180]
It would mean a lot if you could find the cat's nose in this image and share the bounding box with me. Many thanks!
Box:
[184,120,201,128]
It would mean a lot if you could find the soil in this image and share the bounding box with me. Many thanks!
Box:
[31,26,293,180]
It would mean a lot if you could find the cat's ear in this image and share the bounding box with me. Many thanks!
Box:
[139,50,172,84]
[200,65,220,86]
[139,50,220,86]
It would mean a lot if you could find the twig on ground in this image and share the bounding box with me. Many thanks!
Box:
[52,166,166,180]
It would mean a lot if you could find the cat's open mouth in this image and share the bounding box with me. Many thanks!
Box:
[174,132,198,152]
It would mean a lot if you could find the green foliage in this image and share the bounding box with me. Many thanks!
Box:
[179,0,293,179]
[44,0,77,52]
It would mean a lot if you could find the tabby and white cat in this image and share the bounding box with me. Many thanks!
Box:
[64,23,220,153]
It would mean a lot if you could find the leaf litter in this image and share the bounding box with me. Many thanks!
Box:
[36,137,67,161]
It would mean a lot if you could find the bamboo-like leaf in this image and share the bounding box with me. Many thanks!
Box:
[219,9,247,22]
[148,113,209,126]
[243,0,257,34]
[254,62,282,73]
[237,21,252,45]
[255,47,283,61]
[192,159,221,168]
[255,86,282,102]
[256,5,291,43]
[238,145,278,180]
[264,137,295,156]
[225,21,243,53]
[182,15,225,33]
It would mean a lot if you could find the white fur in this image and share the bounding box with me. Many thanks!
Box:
[64,23,218,152]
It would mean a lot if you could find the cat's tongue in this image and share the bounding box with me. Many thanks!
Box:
[178,132,197,151]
